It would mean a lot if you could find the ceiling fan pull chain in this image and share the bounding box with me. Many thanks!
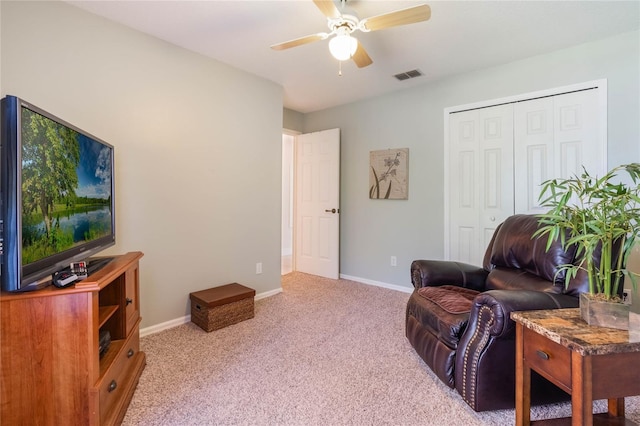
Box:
[338,60,342,77]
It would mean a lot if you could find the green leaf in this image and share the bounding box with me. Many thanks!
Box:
[535,162,640,297]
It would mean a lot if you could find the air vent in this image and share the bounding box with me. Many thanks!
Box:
[393,69,423,81]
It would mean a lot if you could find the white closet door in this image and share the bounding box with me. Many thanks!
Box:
[446,83,606,264]
[449,104,514,264]
[449,110,479,263]
[478,105,514,253]
[553,90,602,179]
[514,97,555,215]
[514,89,603,214]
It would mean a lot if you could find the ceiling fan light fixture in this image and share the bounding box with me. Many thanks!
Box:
[271,1,431,70]
[329,33,357,61]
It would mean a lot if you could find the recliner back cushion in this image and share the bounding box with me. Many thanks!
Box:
[485,268,561,293]
[487,215,577,284]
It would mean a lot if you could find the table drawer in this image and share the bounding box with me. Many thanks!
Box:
[523,327,571,391]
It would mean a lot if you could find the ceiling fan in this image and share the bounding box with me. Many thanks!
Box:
[270,0,431,69]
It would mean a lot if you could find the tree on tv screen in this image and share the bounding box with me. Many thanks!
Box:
[21,109,80,258]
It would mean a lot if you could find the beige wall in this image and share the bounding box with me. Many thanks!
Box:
[1,1,284,328]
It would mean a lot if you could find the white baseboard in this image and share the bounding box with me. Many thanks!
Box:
[339,274,413,294]
[255,287,283,300]
[140,287,284,337]
[140,316,190,337]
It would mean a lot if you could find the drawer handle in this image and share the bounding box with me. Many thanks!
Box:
[108,380,117,393]
[126,297,133,305]
[127,348,135,358]
[536,350,550,360]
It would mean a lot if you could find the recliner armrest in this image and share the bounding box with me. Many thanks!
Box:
[455,289,578,411]
[471,290,579,339]
[410,260,488,291]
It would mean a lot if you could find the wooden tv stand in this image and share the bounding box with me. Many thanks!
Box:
[0,252,145,425]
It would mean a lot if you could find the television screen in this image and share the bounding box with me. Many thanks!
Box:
[1,96,115,291]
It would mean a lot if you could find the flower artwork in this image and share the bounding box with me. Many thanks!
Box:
[369,148,409,200]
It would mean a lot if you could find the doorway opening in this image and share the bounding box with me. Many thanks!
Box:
[281,131,296,275]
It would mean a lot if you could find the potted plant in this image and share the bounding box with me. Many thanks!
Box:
[534,163,640,330]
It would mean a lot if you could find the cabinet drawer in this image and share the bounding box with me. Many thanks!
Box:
[523,327,571,391]
[98,327,140,422]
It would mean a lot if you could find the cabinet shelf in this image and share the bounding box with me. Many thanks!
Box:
[99,305,119,329]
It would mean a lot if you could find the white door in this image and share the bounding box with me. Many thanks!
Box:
[514,97,555,215]
[446,82,606,265]
[448,104,514,264]
[295,128,340,279]
[514,89,603,214]
[478,105,515,254]
[553,89,603,179]
[448,110,478,263]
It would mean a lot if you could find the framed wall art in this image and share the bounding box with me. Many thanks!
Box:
[369,148,409,200]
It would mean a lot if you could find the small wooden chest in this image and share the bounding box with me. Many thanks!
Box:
[190,283,255,332]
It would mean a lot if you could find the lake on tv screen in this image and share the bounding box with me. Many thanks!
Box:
[22,205,112,264]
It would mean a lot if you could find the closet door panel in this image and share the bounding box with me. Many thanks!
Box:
[449,105,513,264]
[449,111,479,263]
[554,90,601,180]
[514,97,554,214]
[478,105,514,257]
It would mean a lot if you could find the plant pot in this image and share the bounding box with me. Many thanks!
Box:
[579,293,630,330]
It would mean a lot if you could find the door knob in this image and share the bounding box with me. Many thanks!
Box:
[325,208,337,214]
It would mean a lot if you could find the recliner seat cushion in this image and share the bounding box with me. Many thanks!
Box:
[417,285,479,314]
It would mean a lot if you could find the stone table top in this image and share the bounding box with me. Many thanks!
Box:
[511,308,640,356]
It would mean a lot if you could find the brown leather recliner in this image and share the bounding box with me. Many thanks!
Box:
[406,214,592,411]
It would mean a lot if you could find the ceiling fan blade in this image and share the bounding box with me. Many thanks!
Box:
[313,0,341,19]
[270,33,329,51]
[360,4,431,32]
[351,42,373,68]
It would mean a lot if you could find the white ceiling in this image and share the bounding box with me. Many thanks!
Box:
[67,0,640,114]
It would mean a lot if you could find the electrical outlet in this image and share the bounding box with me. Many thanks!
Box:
[256,262,262,274]
[390,256,397,267]
[623,288,632,305]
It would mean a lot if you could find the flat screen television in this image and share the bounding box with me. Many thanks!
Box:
[1,95,115,292]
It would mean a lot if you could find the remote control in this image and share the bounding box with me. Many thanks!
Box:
[70,261,88,280]
[53,271,78,288]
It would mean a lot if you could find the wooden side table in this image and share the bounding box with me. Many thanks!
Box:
[512,308,640,426]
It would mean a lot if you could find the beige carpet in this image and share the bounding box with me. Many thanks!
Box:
[122,272,640,425]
